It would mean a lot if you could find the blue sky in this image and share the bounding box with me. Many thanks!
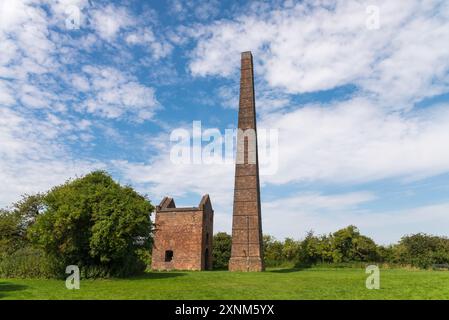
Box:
[1,0,449,244]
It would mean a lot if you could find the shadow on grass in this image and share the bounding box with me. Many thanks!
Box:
[269,265,312,273]
[0,282,28,299]
[127,272,187,280]
[269,268,301,273]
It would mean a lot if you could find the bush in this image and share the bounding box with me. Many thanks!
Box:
[0,246,63,279]
[28,171,154,278]
[297,231,321,266]
[263,235,287,267]
[0,194,45,251]
[212,232,232,269]
[376,245,394,263]
[0,209,25,254]
[293,226,381,267]
[393,233,449,269]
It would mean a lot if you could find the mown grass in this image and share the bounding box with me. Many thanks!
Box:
[1,267,449,300]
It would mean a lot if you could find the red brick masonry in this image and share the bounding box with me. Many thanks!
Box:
[229,51,265,272]
[151,195,214,271]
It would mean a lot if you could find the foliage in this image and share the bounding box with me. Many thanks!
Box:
[0,209,22,254]
[263,226,396,267]
[0,195,53,278]
[290,226,379,266]
[297,231,321,266]
[330,225,379,262]
[376,245,395,263]
[263,235,285,267]
[0,194,45,254]
[392,233,449,269]
[263,227,449,269]
[282,237,301,261]
[28,171,154,278]
[212,232,232,269]
[12,193,45,232]
[0,246,62,279]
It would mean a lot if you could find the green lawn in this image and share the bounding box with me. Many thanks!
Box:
[1,267,449,300]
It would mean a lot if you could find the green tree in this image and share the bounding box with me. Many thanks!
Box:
[331,225,360,262]
[317,234,333,263]
[0,209,21,253]
[377,245,395,263]
[282,237,301,261]
[394,233,449,268]
[212,232,232,269]
[28,171,154,277]
[12,193,45,237]
[352,234,379,261]
[0,194,44,253]
[297,231,320,265]
[263,235,284,266]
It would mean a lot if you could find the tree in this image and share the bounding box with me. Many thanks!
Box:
[317,234,333,263]
[263,235,284,266]
[0,194,44,253]
[28,171,154,277]
[297,231,320,265]
[0,209,21,253]
[330,226,379,262]
[377,245,394,263]
[283,237,301,261]
[212,232,232,269]
[394,233,449,268]
[12,193,45,237]
[331,225,357,262]
[353,234,379,261]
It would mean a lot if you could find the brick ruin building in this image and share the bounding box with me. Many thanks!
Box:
[151,51,264,272]
[151,195,214,271]
[228,51,265,272]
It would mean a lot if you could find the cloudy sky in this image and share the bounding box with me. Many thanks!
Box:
[1,0,449,244]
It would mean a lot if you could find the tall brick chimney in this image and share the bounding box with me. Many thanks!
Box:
[228,51,264,272]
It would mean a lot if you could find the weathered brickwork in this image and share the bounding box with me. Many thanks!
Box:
[151,195,214,271]
[229,51,265,272]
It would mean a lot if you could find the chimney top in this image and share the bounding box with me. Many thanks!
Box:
[241,51,252,59]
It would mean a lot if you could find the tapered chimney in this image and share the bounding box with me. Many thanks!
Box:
[228,51,264,272]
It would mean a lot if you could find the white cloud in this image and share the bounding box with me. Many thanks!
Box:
[0,107,103,208]
[125,28,173,59]
[262,194,449,244]
[114,159,233,209]
[260,98,449,185]
[114,154,235,233]
[217,85,238,109]
[71,74,90,92]
[189,16,273,78]
[264,191,376,211]
[0,81,15,106]
[79,65,159,121]
[0,0,36,32]
[0,0,169,209]
[261,191,374,240]
[90,4,133,41]
[189,0,449,108]
[168,0,220,21]
[113,125,236,232]
[0,0,57,80]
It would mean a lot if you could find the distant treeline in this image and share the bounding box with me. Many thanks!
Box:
[213,226,449,270]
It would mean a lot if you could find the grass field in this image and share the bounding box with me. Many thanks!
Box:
[1,267,449,300]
